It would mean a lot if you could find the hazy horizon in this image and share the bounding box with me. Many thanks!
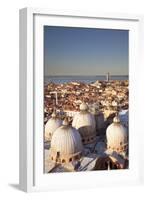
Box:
[44,26,128,76]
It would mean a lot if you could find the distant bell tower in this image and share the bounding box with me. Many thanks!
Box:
[106,72,110,82]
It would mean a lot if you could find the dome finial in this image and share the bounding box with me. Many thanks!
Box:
[80,102,88,111]
[113,112,120,123]
[51,110,56,118]
[63,117,69,126]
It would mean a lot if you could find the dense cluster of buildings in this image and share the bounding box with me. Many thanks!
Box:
[44,80,128,121]
[44,84,129,173]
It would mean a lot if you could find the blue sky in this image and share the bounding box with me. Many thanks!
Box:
[44,26,128,76]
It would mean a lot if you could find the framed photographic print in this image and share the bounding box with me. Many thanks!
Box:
[19,8,144,192]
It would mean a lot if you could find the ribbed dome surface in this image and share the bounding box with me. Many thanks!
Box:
[106,117,127,153]
[51,126,83,155]
[45,116,62,141]
[72,112,95,131]
[50,123,83,163]
[72,110,96,144]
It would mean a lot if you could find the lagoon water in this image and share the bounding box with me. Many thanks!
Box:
[44,75,128,84]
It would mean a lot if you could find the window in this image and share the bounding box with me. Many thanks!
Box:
[57,152,60,157]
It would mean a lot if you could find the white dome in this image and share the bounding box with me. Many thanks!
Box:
[106,116,128,153]
[72,104,96,144]
[45,112,62,141]
[50,120,83,163]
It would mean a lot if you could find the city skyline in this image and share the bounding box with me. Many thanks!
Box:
[44,26,128,76]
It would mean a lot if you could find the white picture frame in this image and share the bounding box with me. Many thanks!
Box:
[19,7,144,192]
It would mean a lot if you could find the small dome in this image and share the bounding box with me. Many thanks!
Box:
[49,122,83,163]
[45,112,62,141]
[113,116,120,123]
[80,102,88,111]
[72,103,96,144]
[106,116,128,154]
[62,118,69,126]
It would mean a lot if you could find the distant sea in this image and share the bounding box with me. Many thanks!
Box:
[44,75,128,84]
